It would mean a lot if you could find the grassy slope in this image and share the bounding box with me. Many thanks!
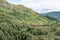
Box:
[0,2,58,25]
[0,0,60,40]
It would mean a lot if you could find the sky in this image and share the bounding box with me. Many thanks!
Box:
[7,0,60,13]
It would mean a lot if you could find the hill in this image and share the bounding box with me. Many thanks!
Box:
[0,0,58,25]
[0,0,60,40]
[42,11,60,20]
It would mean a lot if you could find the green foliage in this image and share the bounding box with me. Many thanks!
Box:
[45,15,58,21]
[0,0,6,3]
[0,0,60,40]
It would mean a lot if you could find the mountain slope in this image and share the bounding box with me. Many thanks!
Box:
[42,11,60,20]
[0,0,60,40]
[0,1,58,25]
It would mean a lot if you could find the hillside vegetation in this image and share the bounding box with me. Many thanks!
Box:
[0,0,60,40]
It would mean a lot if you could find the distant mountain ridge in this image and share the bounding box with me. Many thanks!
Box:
[42,11,60,20]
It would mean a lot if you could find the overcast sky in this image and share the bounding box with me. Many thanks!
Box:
[7,0,60,13]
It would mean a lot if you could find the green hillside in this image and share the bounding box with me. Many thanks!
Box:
[0,1,58,25]
[0,0,60,40]
[0,0,7,3]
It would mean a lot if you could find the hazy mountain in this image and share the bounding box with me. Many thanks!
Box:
[42,11,60,20]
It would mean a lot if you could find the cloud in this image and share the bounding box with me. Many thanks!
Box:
[7,0,60,13]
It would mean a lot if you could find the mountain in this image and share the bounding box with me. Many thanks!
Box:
[42,11,60,20]
[0,0,60,40]
[0,0,58,25]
